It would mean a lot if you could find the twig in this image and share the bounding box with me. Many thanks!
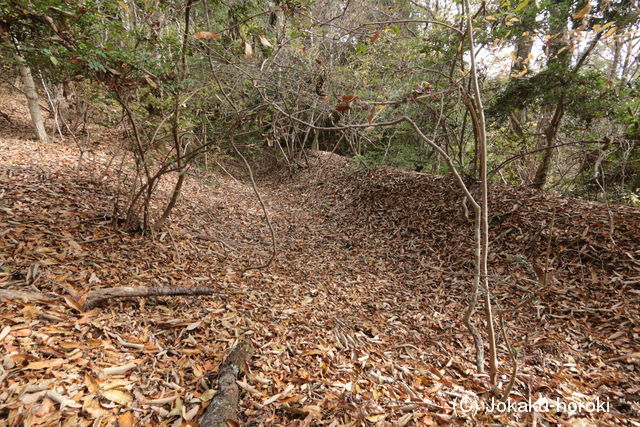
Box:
[208,67,277,274]
[214,161,241,184]
[497,309,518,402]
[230,136,278,274]
[543,207,556,287]
[79,236,114,244]
[0,289,58,303]
[489,139,624,177]
[186,232,247,249]
[0,109,13,124]
[350,19,464,36]
[594,164,616,247]
[167,230,182,263]
[102,362,138,376]
[39,74,63,138]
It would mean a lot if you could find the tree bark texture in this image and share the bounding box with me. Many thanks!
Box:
[199,339,253,427]
[15,52,49,143]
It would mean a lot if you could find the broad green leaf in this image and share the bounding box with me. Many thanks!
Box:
[515,0,530,12]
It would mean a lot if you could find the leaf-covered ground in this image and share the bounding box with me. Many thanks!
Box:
[1,97,639,426]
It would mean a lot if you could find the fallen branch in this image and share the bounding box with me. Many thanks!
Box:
[497,308,518,402]
[0,289,58,303]
[0,286,217,310]
[200,339,253,427]
[83,286,216,309]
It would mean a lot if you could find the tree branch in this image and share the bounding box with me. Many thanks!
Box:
[199,339,253,426]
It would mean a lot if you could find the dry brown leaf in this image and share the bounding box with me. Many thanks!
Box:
[25,359,64,370]
[258,34,272,47]
[34,396,54,418]
[572,3,591,19]
[367,107,376,124]
[194,31,219,41]
[0,325,10,341]
[101,389,133,405]
[85,374,100,393]
[117,411,135,427]
[244,42,253,58]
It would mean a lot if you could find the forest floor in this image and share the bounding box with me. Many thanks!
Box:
[1,93,640,426]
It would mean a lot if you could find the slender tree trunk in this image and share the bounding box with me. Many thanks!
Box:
[620,35,633,82]
[508,35,533,137]
[464,0,498,385]
[609,38,622,82]
[156,172,186,227]
[531,102,565,189]
[15,53,48,143]
[529,2,570,189]
[155,0,193,229]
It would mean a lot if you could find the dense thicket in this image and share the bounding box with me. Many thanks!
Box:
[2,0,638,213]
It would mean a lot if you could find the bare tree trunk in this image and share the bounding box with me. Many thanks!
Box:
[529,2,605,190]
[620,35,634,82]
[609,38,622,82]
[528,1,570,190]
[531,103,565,189]
[15,52,48,143]
[154,0,194,230]
[156,172,186,228]
[508,35,533,137]
[464,0,498,385]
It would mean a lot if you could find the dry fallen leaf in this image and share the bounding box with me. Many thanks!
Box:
[25,359,64,370]
[101,389,133,405]
[117,411,135,427]
[194,31,219,41]
[244,42,253,58]
[34,396,54,418]
[259,34,272,47]
[168,396,183,417]
[0,325,11,341]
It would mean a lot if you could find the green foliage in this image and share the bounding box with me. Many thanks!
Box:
[2,0,639,207]
[488,69,618,124]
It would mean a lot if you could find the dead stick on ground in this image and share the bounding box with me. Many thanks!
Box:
[0,286,217,310]
[167,230,182,263]
[0,289,58,303]
[199,339,253,427]
[83,286,216,309]
[543,207,556,287]
[498,308,518,402]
